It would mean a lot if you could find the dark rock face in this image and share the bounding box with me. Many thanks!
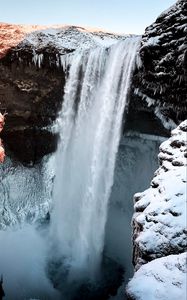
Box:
[128,0,187,127]
[2,128,58,165]
[0,47,65,164]
[0,51,65,129]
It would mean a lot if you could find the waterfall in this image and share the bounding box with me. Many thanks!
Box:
[51,37,140,281]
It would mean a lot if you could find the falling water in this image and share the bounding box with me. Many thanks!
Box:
[51,38,140,281]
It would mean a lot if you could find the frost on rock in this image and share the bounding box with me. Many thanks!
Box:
[143,36,160,47]
[126,252,187,300]
[0,23,134,68]
[132,120,187,269]
[12,26,134,69]
[0,155,55,229]
[5,25,134,68]
[126,121,187,300]
[131,0,187,124]
[21,26,129,51]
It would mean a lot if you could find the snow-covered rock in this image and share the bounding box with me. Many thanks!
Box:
[19,25,128,53]
[132,120,187,269]
[126,252,187,300]
[0,22,129,59]
[126,120,187,299]
[12,25,130,70]
[129,0,187,128]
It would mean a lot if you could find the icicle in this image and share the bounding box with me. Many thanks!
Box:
[38,54,43,68]
[32,52,43,68]
[55,54,59,68]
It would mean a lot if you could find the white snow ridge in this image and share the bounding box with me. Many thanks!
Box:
[20,26,131,52]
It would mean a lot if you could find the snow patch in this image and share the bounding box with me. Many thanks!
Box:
[21,26,128,52]
[127,253,187,300]
[143,36,160,47]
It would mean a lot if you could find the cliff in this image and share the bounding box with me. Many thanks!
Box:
[0,23,125,163]
[126,0,187,132]
[126,120,187,299]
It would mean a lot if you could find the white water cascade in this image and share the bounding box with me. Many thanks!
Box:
[51,37,140,281]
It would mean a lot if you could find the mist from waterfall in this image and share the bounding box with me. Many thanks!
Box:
[51,38,140,281]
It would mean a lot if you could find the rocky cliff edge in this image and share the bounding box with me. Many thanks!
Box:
[126,120,187,299]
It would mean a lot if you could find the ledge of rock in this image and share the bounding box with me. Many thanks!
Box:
[126,120,187,299]
[128,0,187,129]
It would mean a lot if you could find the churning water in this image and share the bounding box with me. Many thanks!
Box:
[51,38,140,282]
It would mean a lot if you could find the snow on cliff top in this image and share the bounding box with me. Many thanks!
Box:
[0,23,132,58]
[18,25,131,52]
